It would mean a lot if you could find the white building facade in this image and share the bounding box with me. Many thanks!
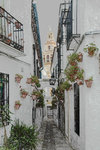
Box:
[51,0,100,150]
[0,0,43,145]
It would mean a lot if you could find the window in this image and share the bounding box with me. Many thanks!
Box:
[74,83,80,136]
[43,55,45,63]
[0,73,9,126]
[48,46,50,50]
[47,55,49,62]
[66,0,72,47]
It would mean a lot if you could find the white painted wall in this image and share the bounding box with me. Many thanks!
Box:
[0,0,42,145]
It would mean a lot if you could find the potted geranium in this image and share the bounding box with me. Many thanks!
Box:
[51,96,58,109]
[14,100,21,110]
[84,43,99,56]
[76,69,84,85]
[85,76,93,88]
[15,74,23,83]
[20,89,28,98]
[31,76,41,87]
[15,21,21,29]
[65,65,79,82]
[77,52,83,62]
[26,77,32,84]
[31,90,38,100]
[62,81,72,91]
[68,53,78,66]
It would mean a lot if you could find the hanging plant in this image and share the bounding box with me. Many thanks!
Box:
[76,69,84,85]
[55,85,64,101]
[77,52,83,62]
[68,53,78,66]
[51,96,58,109]
[85,76,93,88]
[4,39,11,45]
[14,100,21,110]
[26,78,32,84]
[65,65,79,82]
[20,89,28,98]
[15,74,23,83]
[31,90,38,100]
[84,43,99,56]
[31,76,41,87]
[62,81,72,91]
[36,91,44,108]
[15,21,21,29]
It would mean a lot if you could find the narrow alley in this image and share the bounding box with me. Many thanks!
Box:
[37,119,73,150]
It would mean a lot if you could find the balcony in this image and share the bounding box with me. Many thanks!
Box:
[0,7,25,57]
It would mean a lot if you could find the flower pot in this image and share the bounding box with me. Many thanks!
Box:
[15,76,22,83]
[85,80,93,88]
[69,61,77,66]
[7,16,12,24]
[32,95,37,100]
[14,104,21,110]
[88,50,94,56]
[5,39,11,45]
[77,53,83,62]
[0,8,4,17]
[31,82,35,87]
[26,78,32,84]
[76,79,84,86]
[15,22,21,29]
[21,93,28,98]
[8,33,12,37]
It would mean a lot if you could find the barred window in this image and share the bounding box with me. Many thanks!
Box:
[0,73,9,126]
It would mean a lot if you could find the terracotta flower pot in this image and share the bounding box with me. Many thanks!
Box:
[26,78,32,84]
[85,80,93,88]
[69,61,77,66]
[15,22,21,29]
[15,104,21,110]
[15,76,22,83]
[76,79,84,86]
[77,53,83,62]
[32,95,37,100]
[21,93,28,98]
[5,39,11,45]
[0,8,4,17]
[31,82,35,86]
[88,50,94,57]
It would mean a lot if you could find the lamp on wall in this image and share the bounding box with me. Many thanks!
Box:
[49,75,56,85]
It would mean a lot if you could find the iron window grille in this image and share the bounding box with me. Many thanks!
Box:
[0,73,9,126]
[0,7,24,52]
[57,45,61,77]
[74,83,80,136]
[66,0,72,47]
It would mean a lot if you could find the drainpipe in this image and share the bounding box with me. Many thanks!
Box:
[67,91,70,141]
[76,0,78,34]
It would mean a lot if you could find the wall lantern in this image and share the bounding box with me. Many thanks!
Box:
[49,76,56,85]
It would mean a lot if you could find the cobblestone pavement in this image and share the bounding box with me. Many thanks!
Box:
[36,119,74,150]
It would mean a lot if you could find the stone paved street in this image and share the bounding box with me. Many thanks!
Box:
[36,119,74,150]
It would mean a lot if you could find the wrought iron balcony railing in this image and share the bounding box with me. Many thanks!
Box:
[0,7,24,52]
